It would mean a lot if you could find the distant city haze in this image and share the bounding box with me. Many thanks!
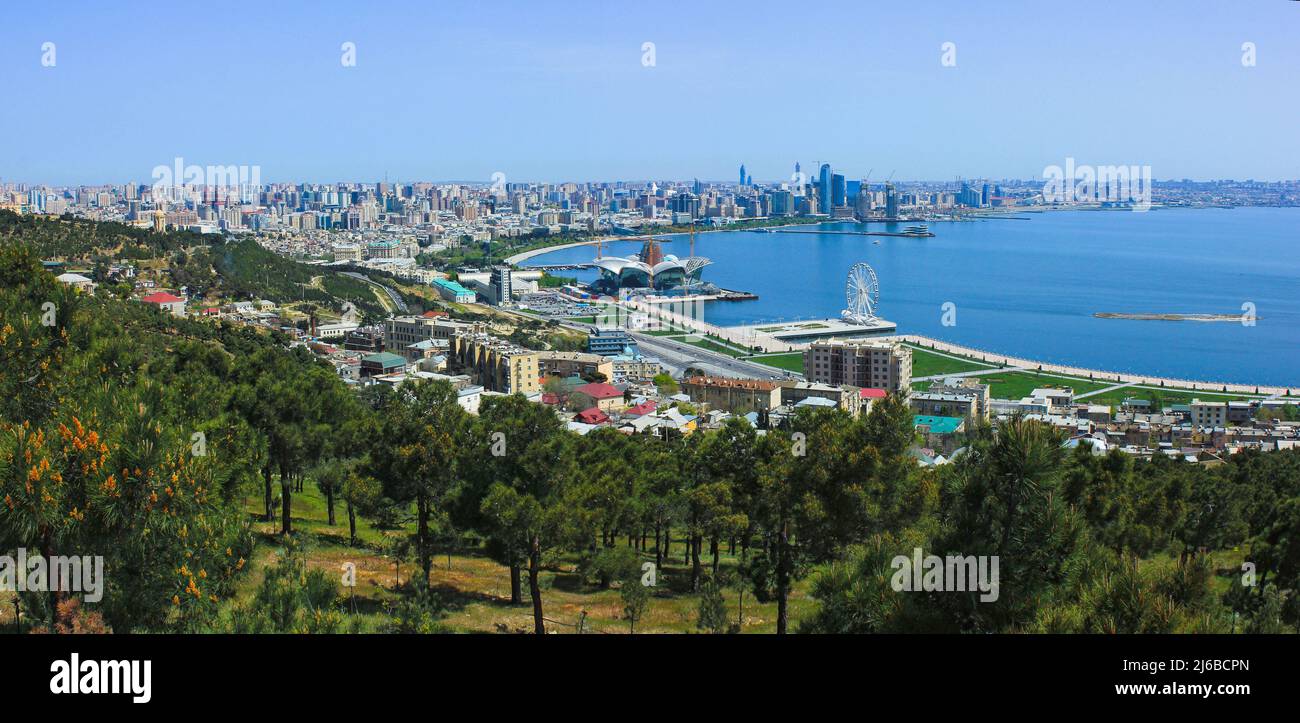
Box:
[3,1,1298,184]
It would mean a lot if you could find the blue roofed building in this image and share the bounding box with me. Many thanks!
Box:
[588,327,637,356]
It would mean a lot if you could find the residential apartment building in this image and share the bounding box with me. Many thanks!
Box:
[911,391,979,421]
[536,351,614,382]
[911,377,991,422]
[803,339,912,394]
[383,315,476,360]
[448,333,541,394]
[681,376,782,413]
[779,381,863,416]
[1190,399,1228,427]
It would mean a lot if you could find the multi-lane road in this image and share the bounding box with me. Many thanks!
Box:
[516,309,800,381]
[629,331,799,381]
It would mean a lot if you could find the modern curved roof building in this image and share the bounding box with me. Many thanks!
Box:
[591,239,712,294]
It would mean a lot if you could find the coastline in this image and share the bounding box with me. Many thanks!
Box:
[889,334,1299,398]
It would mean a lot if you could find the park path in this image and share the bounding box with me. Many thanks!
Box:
[1076,382,1135,400]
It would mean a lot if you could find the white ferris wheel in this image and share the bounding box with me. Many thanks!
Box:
[842,262,880,324]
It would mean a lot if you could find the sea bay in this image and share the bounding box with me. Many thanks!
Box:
[523,207,1300,386]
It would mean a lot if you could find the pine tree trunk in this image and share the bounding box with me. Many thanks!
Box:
[417,497,432,587]
[529,536,544,635]
[776,523,790,635]
[347,502,357,546]
[279,465,292,535]
[263,463,274,521]
[711,537,720,576]
[654,524,663,568]
[510,564,522,605]
[691,534,702,592]
[326,488,336,526]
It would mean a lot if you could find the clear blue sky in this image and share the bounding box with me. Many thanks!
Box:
[2,0,1297,184]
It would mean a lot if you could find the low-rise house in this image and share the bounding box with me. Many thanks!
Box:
[914,414,965,455]
[457,385,484,414]
[140,291,186,316]
[781,381,862,416]
[911,391,978,421]
[1030,387,1075,412]
[619,415,661,435]
[923,378,991,420]
[573,382,624,412]
[575,407,611,425]
[360,352,407,378]
[655,407,698,436]
[56,272,96,294]
[623,399,658,417]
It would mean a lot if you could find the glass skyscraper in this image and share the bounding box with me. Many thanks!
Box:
[819,164,832,214]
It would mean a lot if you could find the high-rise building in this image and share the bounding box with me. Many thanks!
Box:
[819,164,832,214]
[885,183,899,219]
[770,190,795,216]
[832,174,846,208]
[803,339,912,393]
[854,185,874,219]
[489,265,514,306]
[739,164,746,187]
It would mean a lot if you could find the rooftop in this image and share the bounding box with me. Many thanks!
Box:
[362,352,407,367]
[684,376,779,391]
[574,382,622,400]
[913,415,963,434]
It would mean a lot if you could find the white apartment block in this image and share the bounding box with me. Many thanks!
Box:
[803,339,912,394]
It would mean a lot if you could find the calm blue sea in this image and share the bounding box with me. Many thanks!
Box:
[523,208,1300,385]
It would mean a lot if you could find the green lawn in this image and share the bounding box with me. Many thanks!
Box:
[750,353,805,374]
[1082,386,1258,408]
[978,371,1116,401]
[681,335,748,358]
[907,345,998,377]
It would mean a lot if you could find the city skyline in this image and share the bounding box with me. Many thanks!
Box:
[3,0,1299,184]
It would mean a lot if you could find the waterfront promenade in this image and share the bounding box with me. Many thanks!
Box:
[887,335,1300,398]
[504,239,604,265]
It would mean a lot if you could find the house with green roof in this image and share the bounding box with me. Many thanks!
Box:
[914,414,965,456]
[361,352,407,378]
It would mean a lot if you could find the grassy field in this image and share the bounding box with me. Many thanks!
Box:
[680,335,749,359]
[750,353,805,374]
[977,372,1117,401]
[907,345,998,377]
[1080,386,1259,407]
[905,345,1267,406]
[227,485,816,634]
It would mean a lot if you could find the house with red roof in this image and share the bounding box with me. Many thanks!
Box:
[623,399,657,417]
[859,387,888,414]
[140,291,186,317]
[573,382,625,412]
[574,407,610,425]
